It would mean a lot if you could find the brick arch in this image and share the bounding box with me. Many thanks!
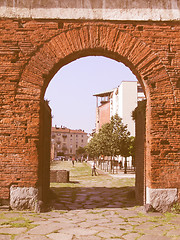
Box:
[12,24,179,211]
[16,24,174,103]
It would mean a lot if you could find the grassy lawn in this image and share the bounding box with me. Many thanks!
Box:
[50,160,135,188]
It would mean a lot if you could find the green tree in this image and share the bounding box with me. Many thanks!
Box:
[110,114,130,156]
[86,114,133,173]
[86,133,101,159]
[129,136,135,168]
[110,114,131,173]
[98,122,114,157]
[76,146,86,156]
[97,114,131,158]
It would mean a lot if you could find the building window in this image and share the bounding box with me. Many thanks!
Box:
[137,86,144,93]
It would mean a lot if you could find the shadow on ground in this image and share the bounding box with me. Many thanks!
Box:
[50,186,136,210]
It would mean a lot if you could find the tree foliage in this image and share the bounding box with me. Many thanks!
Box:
[76,146,86,156]
[86,114,134,159]
[85,133,100,158]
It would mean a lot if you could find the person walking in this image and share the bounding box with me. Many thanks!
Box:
[119,160,122,170]
[72,157,75,167]
[92,161,97,176]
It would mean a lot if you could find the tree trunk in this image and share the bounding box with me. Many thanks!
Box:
[124,157,127,174]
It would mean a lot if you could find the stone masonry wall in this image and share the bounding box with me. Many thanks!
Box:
[0,0,179,21]
[0,20,179,208]
[50,170,69,183]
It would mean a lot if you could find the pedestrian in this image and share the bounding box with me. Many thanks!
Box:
[92,161,97,176]
[72,157,75,167]
[119,160,122,170]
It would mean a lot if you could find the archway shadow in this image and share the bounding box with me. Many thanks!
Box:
[50,186,137,210]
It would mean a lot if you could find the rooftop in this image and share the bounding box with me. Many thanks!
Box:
[93,89,114,97]
[52,126,87,134]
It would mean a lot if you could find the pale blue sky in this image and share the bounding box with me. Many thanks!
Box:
[45,56,137,133]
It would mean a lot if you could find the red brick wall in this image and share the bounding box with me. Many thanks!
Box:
[99,102,111,128]
[0,20,179,201]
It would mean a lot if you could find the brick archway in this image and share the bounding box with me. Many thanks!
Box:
[1,22,179,211]
[18,24,175,99]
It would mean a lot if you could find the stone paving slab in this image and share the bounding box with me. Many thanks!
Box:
[73,236,101,240]
[47,232,73,240]
[26,222,61,235]
[0,227,27,234]
[14,234,49,240]
[166,228,180,237]
[0,235,11,240]
[139,235,172,240]
[59,227,98,236]
[123,232,141,240]
[97,230,118,239]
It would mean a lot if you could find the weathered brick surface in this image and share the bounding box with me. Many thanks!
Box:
[0,20,179,202]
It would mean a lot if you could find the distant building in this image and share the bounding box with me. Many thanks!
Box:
[93,81,146,168]
[94,81,145,136]
[93,89,113,133]
[51,126,88,159]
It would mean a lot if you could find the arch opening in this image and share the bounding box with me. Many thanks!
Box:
[40,49,147,102]
[41,55,146,209]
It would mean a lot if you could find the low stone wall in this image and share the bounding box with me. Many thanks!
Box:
[50,170,69,183]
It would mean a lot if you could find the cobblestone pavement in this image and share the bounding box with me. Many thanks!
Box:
[0,206,180,240]
[0,163,180,240]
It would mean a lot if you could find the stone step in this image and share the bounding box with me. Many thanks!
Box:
[0,205,10,210]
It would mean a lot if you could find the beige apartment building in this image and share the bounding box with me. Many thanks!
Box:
[51,126,88,160]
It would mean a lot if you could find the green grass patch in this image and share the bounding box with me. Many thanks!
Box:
[148,216,162,223]
[170,203,180,214]
[70,163,92,177]
[162,212,177,222]
[0,216,38,230]
[11,235,16,240]
[0,213,5,219]
[136,212,147,218]
[87,210,106,214]
[51,161,92,177]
